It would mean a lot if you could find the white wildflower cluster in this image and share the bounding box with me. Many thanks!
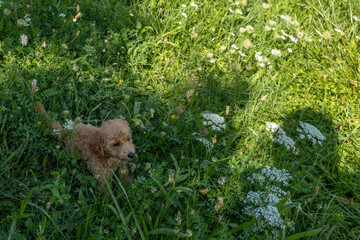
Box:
[255,52,265,67]
[20,34,28,47]
[137,176,146,183]
[196,138,214,152]
[244,167,292,236]
[297,121,326,146]
[247,173,266,186]
[202,113,226,131]
[261,166,292,186]
[271,49,281,57]
[63,119,75,130]
[266,122,296,151]
[266,121,326,151]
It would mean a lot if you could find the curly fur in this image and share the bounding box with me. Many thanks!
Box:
[35,101,135,187]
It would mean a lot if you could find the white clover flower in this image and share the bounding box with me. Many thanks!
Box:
[291,20,300,26]
[63,119,75,130]
[269,20,277,26]
[3,8,11,16]
[271,49,281,57]
[243,39,253,49]
[20,34,28,47]
[323,31,332,40]
[182,12,187,18]
[288,48,292,53]
[239,27,247,33]
[297,31,304,38]
[264,26,272,31]
[218,177,226,185]
[197,138,214,152]
[190,2,197,7]
[202,113,226,131]
[17,19,29,27]
[262,3,270,9]
[181,4,186,7]
[304,35,313,42]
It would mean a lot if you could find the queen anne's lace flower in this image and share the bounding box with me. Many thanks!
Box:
[202,113,226,131]
[266,122,296,151]
[261,167,292,186]
[271,49,281,57]
[297,121,326,145]
[244,166,291,235]
[197,138,214,152]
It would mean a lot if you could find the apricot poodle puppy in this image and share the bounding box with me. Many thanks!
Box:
[35,101,135,187]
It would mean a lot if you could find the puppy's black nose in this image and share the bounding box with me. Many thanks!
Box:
[128,152,135,159]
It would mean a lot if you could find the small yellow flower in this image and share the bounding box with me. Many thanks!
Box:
[171,115,176,119]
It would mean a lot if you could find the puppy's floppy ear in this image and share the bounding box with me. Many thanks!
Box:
[89,132,104,156]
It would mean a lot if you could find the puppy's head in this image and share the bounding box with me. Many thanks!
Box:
[99,119,135,162]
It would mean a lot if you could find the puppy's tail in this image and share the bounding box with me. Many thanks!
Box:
[35,101,63,134]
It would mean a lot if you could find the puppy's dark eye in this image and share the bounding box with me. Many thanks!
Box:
[113,143,120,147]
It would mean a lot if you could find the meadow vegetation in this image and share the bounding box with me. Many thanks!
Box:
[0,0,359,239]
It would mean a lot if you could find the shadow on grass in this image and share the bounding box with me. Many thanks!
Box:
[271,107,359,238]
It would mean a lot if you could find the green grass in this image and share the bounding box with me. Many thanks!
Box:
[1,0,359,239]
